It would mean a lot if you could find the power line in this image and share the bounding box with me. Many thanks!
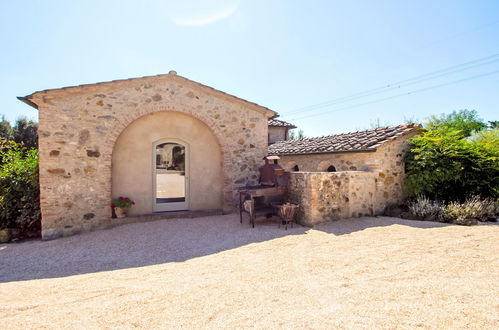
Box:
[289,69,499,121]
[286,57,499,115]
[286,58,499,116]
[285,53,499,115]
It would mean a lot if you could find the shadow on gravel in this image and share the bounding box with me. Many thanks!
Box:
[0,214,307,283]
[0,215,471,283]
[314,216,453,236]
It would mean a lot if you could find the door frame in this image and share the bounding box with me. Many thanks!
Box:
[152,138,190,212]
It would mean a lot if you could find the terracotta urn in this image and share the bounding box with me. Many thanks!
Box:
[0,229,10,243]
[114,207,127,218]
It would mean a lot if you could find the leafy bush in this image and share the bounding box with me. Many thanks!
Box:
[405,110,498,201]
[409,196,442,219]
[467,128,499,154]
[0,140,40,234]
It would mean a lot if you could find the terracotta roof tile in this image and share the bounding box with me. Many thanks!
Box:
[268,119,297,128]
[268,123,421,155]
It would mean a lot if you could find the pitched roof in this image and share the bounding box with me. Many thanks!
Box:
[268,123,421,155]
[268,118,297,128]
[18,71,277,118]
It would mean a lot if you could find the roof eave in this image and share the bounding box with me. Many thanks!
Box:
[268,125,297,129]
[270,149,377,156]
[19,72,278,117]
[17,96,39,110]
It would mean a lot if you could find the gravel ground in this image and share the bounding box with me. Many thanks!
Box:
[1,214,497,329]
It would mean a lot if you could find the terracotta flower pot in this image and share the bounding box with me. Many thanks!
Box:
[0,229,10,243]
[114,207,127,218]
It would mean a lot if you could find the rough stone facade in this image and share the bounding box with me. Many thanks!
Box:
[283,131,419,223]
[288,171,376,226]
[22,72,275,239]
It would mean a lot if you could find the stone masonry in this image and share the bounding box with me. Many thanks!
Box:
[278,128,420,224]
[20,72,276,239]
[288,171,377,226]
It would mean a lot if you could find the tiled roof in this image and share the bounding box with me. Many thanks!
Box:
[268,123,421,155]
[268,119,297,128]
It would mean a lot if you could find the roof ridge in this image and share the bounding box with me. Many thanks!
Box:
[268,122,421,155]
[20,71,277,117]
[279,123,420,143]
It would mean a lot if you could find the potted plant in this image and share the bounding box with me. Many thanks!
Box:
[111,196,135,218]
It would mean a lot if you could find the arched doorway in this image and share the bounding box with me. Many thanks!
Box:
[112,111,223,215]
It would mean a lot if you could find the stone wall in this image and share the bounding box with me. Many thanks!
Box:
[287,171,376,226]
[268,126,287,144]
[280,132,417,213]
[28,72,273,239]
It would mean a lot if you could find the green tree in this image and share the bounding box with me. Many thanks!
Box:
[0,115,13,141]
[289,129,305,140]
[488,121,498,129]
[426,109,487,138]
[13,117,38,149]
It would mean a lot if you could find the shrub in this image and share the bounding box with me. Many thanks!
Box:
[441,196,498,225]
[467,128,499,154]
[408,196,442,220]
[405,110,498,201]
[407,195,498,226]
[0,140,40,234]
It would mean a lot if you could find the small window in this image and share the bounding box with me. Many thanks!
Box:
[292,165,299,171]
[327,165,336,172]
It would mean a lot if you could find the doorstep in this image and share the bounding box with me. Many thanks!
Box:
[112,209,224,226]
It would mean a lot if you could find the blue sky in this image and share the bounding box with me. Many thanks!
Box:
[1,0,498,136]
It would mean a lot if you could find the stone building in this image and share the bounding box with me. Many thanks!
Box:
[19,71,277,239]
[268,124,421,225]
[267,119,296,144]
[18,70,421,239]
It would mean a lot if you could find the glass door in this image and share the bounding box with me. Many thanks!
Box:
[153,141,188,212]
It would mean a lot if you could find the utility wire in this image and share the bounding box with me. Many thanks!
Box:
[285,53,499,115]
[289,69,499,121]
[286,57,499,115]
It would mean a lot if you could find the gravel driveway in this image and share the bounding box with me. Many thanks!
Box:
[1,214,497,329]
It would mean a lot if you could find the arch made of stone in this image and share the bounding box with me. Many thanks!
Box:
[105,105,231,213]
[318,160,337,172]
